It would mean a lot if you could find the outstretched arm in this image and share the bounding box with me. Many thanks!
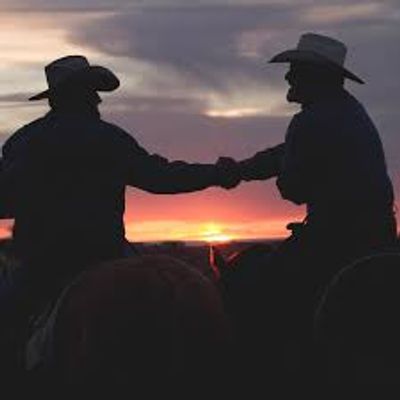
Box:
[234,143,285,182]
[126,141,241,194]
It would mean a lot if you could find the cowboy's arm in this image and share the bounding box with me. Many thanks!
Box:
[126,139,241,193]
[235,143,285,181]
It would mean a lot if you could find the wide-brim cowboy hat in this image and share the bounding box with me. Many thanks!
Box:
[29,55,120,101]
[269,33,365,84]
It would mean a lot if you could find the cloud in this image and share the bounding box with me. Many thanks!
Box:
[64,1,400,109]
[102,94,287,162]
[0,93,33,103]
[1,0,129,12]
[68,4,298,91]
[104,94,206,115]
[64,1,400,135]
[302,3,390,24]
[0,0,312,12]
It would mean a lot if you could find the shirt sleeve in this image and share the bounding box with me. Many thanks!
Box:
[123,135,221,194]
[277,113,322,205]
[238,143,285,181]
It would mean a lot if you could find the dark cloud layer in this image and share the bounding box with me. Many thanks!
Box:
[67,2,400,91]
[69,4,298,91]
[1,0,128,11]
[0,93,37,104]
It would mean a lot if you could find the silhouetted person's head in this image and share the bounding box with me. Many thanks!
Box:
[48,86,102,114]
[29,55,120,111]
[269,32,364,105]
[284,61,344,105]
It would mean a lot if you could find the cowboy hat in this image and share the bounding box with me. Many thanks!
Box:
[269,33,364,84]
[29,55,120,101]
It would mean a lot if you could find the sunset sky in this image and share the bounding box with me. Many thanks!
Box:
[0,0,399,242]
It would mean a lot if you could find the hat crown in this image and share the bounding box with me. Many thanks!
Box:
[45,55,90,88]
[297,33,347,66]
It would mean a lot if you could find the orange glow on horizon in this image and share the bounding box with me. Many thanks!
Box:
[203,234,233,244]
[200,223,234,244]
[1,214,399,243]
[124,218,290,243]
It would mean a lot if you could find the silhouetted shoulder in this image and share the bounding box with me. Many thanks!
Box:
[2,116,48,159]
[285,109,320,145]
[293,102,331,130]
[96,119,143,153]
[302,90,366,126]
[288,91,371,145]
[288,110,310,129]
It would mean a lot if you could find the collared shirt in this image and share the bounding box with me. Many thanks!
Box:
[277,89,395,233]
[1,110,220,265]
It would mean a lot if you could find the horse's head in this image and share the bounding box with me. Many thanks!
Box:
[52,255,233,393]
[209,242,273,286]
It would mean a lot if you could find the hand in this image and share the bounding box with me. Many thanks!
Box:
[216,157,241,189]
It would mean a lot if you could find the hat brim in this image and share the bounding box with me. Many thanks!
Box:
[269,49,365,84]
[29,65,120,101]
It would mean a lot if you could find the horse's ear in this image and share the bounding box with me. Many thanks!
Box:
[209,245,228,281]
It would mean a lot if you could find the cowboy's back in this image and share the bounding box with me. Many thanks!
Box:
[3,111,129,265]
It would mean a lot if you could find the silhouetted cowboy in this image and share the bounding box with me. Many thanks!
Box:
[234,33,397,383]
[240,33,396,273]
[0,55,240,306]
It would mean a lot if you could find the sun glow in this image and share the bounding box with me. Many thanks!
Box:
[200,223,234,244]
[123,216,295,243]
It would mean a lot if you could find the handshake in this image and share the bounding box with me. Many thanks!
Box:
[215,143,285,189]
[215,157,242,189]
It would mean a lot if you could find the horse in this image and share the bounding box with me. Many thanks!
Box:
[0,254,233,395]
[314,252,400,385]
[209,242,285,384]
[209,238,400,385]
